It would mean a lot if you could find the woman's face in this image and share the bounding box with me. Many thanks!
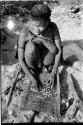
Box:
[30,18,48,34]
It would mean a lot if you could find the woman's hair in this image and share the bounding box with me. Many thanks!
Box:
[31,4,51,20]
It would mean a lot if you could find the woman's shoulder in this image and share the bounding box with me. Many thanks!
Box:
[49,22,60,35]
[49,22,60,40]
[21,24,31,35]
[49,22,58,29]
[20,24,36,41]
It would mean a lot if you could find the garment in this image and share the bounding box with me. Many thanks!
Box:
[19,67,61,121]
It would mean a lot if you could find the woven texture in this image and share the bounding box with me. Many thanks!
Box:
[20,68,59,117]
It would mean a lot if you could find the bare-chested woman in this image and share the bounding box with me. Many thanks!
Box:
[16,4,83,121]
[18,4,62,90]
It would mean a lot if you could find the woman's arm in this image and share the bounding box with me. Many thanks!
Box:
[18,28,35,81]
[51,23,62,75]
[52,39,61,75]
[41,39,56,53]
[40,22,61,75]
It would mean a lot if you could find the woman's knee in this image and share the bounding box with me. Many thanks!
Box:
[25,42,36,54]
[50,45,58,54]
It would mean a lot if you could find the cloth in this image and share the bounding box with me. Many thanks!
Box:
[20,67,60,117]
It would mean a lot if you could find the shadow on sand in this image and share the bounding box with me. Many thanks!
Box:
[61,39,83,66]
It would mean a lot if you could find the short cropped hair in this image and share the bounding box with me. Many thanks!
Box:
[31,4,51,20]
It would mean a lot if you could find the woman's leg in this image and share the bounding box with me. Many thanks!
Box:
[24,42,43,90]
[41,44,58,66]
[25,42,43,72]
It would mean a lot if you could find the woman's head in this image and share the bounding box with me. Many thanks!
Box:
[28,4,51,34]
[31,4,51,20]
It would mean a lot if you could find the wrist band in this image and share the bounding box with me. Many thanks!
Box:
[18,46,24,49]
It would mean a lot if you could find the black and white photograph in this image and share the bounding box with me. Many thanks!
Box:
[1,0,83,123]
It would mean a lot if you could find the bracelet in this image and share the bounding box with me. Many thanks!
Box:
[18,46,24,49]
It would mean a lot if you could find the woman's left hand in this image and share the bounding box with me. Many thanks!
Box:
[48,72,56,84]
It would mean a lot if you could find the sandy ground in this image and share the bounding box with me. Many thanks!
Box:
[51,4,83,41]
[1,2,83,123]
